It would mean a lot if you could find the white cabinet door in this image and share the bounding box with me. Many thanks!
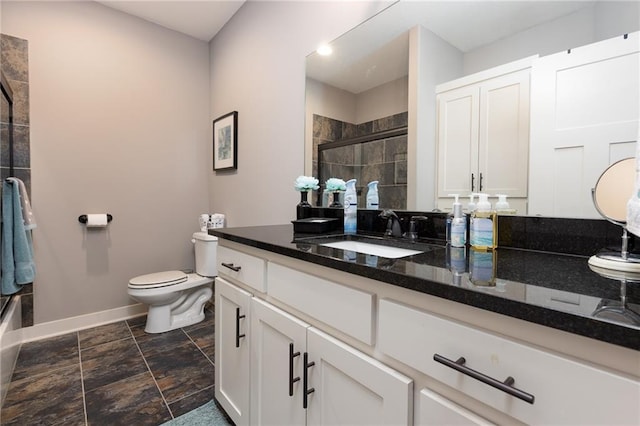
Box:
[417,388,493,426]
[437,85,479,197]
[529,31,639,218]
[306,327,413,426]
[215,277,252,426]
[477,68,530,197]
[250,297,309,426]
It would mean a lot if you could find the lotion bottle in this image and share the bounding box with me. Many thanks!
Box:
[450,194,467,248]
[344,179,358,234]
[366,181,379,209]
[469,193,497,250]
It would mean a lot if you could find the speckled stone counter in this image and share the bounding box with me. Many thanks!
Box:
[211,224,639,350]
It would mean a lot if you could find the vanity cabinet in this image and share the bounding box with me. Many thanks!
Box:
[378,298,640,425]
[436,58,532,213]
[216,245,412,426]
[251,297,413,426]
[215,238,639,425]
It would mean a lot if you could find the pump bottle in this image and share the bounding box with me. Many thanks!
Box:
[344,179,358,234]
[467,193,477,213]
[469,193,497,249]
[445,194,458,243]
[495,194,516,215]
[450,194,467,247]
[366,181,379,209]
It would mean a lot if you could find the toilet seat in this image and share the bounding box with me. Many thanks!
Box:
[128,270,188,289]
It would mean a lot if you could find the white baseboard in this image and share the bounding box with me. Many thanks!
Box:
[20,303,148,344]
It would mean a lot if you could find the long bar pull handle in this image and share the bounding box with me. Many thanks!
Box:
[235,307,246,348]
[222,262,241,272]
[433,354,535,404]
[479,172,483,192]
[471,173,475,192]
[289,343,301,396]
[303,352,315,409]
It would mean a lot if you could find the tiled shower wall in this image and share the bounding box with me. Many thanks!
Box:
[1,34,33,326]
[313,112,408,209]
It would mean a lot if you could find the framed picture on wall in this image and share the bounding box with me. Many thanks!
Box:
[213,111,238,171]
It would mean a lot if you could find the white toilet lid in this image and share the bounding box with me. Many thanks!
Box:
[128,270,188,289]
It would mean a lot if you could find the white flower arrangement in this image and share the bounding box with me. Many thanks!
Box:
[325,178,346,192]
[294,175,319,192]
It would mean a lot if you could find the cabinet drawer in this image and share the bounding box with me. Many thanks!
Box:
[217,246,266,293]
[417,388,493,426]
[379,298,640,425]
[268,262,374,345]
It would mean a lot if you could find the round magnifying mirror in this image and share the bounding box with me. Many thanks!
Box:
[589,157,640,272]
[592,157,635,224]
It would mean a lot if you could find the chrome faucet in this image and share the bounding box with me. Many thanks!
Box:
[405,216,429,242]
[379,209,402,238]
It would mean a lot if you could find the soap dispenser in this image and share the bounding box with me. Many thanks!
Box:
[366,181,379,209]
[344,179,358,234]
[469,193,497,250]
[495,194,516,215]
[467,193,477,213]
[450,194,467,248]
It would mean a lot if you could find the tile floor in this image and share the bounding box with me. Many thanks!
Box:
[1,304,221,425]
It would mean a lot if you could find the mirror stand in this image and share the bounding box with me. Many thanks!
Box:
[588,264,640,326]
[589,176,640,272]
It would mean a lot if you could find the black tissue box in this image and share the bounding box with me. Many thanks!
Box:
[292,217,340,234]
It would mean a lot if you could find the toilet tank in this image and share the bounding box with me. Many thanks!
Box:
[192,232,218,277]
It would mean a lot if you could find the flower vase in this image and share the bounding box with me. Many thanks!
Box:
[330,191,342,208]
[296,191,312,219]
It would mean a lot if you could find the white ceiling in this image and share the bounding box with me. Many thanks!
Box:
[96,0,245,42]
[306,1,598,94]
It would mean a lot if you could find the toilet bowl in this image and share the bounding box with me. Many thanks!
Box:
[128,232,217,333]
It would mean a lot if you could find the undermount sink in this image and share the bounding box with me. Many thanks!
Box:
[320,240,424,259]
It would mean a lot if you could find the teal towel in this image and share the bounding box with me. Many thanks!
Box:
[2,180,36,295]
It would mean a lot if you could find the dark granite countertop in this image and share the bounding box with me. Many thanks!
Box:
[211,224,640,351]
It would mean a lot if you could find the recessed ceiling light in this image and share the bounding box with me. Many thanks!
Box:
[316,44,333,56]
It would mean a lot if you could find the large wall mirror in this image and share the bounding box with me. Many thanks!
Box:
[305,0,640,218]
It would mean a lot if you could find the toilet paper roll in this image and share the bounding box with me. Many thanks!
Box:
[86,213,109,228]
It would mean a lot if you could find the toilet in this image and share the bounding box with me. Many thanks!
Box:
[128,232,217,333]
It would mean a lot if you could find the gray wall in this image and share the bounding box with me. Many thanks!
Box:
[2,1,211,323]
[208,1,392,226]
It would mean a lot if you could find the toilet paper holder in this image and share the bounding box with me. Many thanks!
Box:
[78,214,113,224]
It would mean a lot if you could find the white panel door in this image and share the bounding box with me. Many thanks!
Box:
[306,327,413,426]
[478,68,530,197]
[529,32,640,217]
[215,278,252,426]
[250,297,309,426]
[437,85,479,197]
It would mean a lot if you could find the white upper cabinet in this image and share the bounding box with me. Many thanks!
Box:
[436,58,532,212]
[529,32,639,218]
